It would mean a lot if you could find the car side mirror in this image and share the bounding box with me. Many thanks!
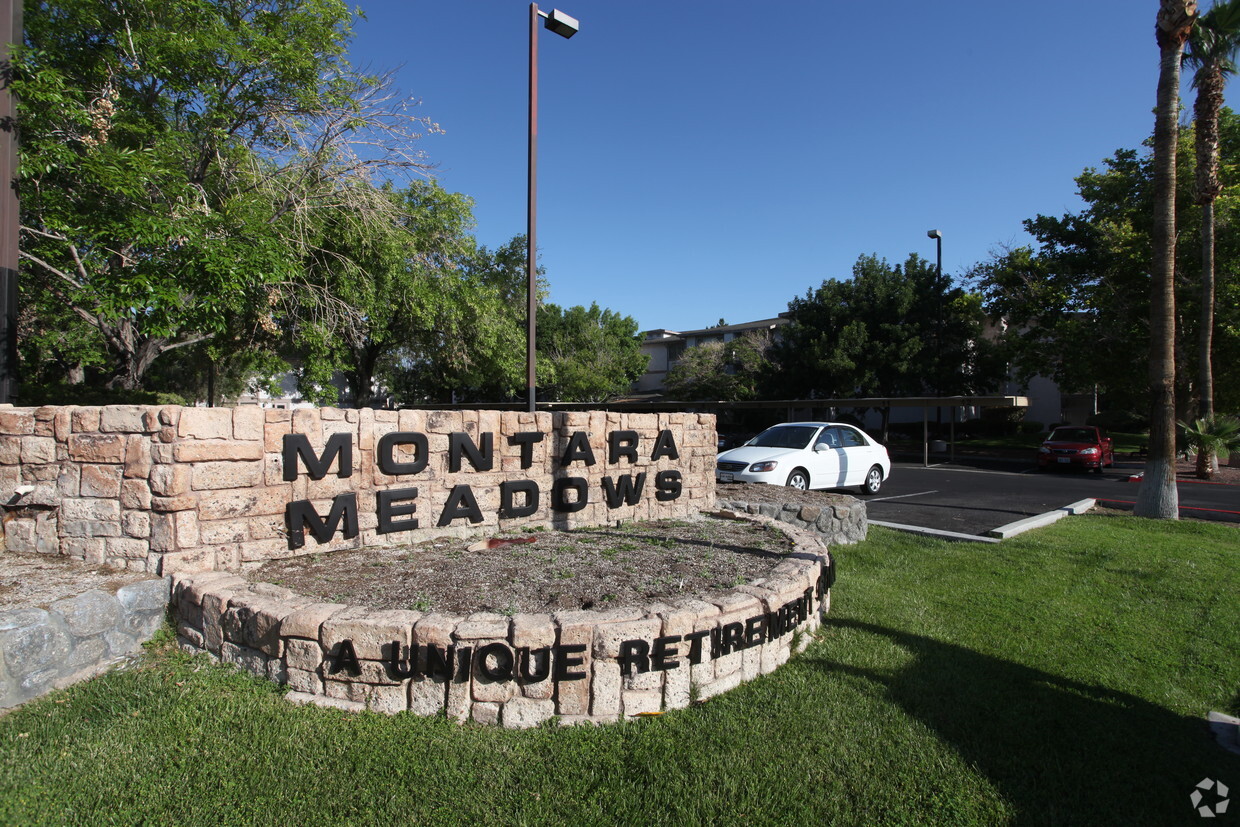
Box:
[813,443,828,453]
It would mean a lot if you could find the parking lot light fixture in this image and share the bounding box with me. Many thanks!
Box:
[926,228,944,394]
[927,229,942,279]
[542,8,579,38]
[527,4,579,413]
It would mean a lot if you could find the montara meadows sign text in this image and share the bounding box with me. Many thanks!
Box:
[282,427,686,549]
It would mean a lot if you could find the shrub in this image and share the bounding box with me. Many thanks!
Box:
[1179,415,1240,479]
[1087,410,1149,433]
[19,384,189,407]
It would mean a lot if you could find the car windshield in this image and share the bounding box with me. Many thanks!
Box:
[748,425,819,450]
[1048,428,1096,442]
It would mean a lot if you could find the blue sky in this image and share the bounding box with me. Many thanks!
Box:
[349,1,1163,332]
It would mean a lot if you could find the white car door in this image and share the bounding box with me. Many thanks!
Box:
[809,427,847,488]
[835,425,872,486]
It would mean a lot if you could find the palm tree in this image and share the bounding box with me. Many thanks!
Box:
[1184,0,1240,470]
[1179,414,1240,478]
[1136,0,1198,520]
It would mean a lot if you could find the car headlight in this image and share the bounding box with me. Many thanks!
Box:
[749,461,778,473]
[1080,448,1099,456]
[1038,446,1050,454]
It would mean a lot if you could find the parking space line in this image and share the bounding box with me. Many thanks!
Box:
[869,490,938,503]
[897,465,1030,477]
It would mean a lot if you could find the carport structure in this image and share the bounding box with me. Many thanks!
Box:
[515,395,1032,467]
[748,396,1032,467]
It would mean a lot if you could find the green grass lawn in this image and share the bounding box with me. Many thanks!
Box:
[2,516,1237,826]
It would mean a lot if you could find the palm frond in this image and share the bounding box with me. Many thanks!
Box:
[1187,0,1240,77]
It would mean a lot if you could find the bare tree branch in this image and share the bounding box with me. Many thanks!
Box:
[17,247,88,291]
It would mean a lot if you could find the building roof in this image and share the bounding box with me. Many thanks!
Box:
[642,316,789,341]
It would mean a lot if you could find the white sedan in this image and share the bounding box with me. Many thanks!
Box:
[715,422,891,495]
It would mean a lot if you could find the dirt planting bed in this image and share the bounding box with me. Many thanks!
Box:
[0,553,155,613]
[255,515,796,616]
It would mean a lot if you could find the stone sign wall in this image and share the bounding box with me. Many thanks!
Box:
[169,516,832,726]
[0,406,717,575]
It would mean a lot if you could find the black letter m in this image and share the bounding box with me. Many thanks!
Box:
[286,493,359,549]
[283,433,353,481]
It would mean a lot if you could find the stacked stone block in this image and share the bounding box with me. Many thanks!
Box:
[0,406,716,575]
[0,577,170,708]
[169,515,832,727]
[715,494,867,545]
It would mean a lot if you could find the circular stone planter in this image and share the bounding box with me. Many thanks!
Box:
[170,511,834,727]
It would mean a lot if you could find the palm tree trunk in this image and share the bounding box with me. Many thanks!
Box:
[1136,1,1197,519]
[1194,59,1223,472]
[1199,200,1218,474]
[1199,200,1216,422]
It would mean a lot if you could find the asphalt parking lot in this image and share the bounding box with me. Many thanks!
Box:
[862,458,1240,537]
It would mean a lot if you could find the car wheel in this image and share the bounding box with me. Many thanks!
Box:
[859,465,883,495]
[786,469,810,490]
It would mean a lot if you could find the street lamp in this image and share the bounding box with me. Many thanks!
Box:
[926,228,942,267]
[926,229,943,393]
[925,229,945,465]
[527,4,578,412]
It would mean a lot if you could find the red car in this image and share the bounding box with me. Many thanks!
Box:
[1036,426,1115,473]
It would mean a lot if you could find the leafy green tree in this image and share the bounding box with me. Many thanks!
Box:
[279,180,485,406]
[663,331,770,401]
[768,254,1001,435]
[16,283,108,389]
[14,0,432,391]
[535,303,648,403]
[385,235,534,405]
[970,110,1240,419]
[969,211,1151,415]
[140,339,286,407]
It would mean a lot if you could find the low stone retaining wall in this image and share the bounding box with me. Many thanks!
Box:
[715,495,867,545]
[0,406,715,576]
[171,514,834,726]
[0,577,170,709]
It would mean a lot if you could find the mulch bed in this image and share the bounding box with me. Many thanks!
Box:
[255,484,855,616]
[255,514,800,616]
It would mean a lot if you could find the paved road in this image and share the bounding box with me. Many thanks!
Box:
[863,458,1240,536]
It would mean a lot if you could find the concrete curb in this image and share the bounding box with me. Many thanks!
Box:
[870,520,1000,544]
[1207,711,1240,756]
[986,499,1096,539]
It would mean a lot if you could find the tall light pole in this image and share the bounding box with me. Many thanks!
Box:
[527,4,578,412]
[927,229,943,395]
[926,228,945,459]
[0,0,20,404]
